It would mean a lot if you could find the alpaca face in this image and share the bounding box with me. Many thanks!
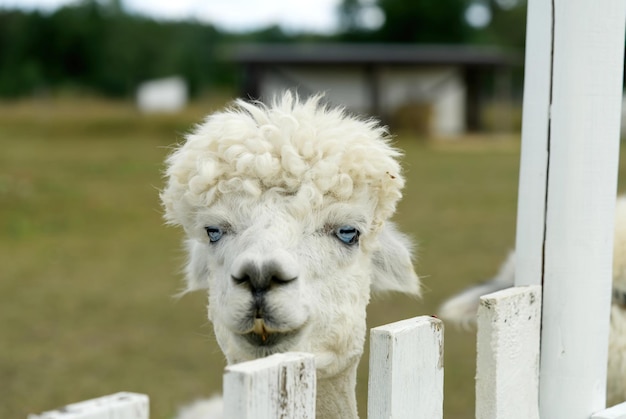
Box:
[186,192,379,376]
[161,93,420,379]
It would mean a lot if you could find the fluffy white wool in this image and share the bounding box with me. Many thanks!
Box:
[612,196,626,293]
[608,304,626,406]
[161,92,404,234]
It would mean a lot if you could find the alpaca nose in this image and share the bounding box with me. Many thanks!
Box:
[231,258,298,293]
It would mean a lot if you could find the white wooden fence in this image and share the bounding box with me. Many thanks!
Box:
[28,0,626,418]
[27,296,626,419]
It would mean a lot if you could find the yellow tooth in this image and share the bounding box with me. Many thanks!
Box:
[253,319,270,342]
[253,318,264,335]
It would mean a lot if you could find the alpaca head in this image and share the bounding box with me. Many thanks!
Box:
[161,92,419,378]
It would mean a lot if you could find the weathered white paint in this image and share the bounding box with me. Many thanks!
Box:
[136,76,188,113]
[223,352,315,419]
[513,0,552,287]
[592,402,626,419]
[28,392,149,419]
[475,286,542,419]
[367,316,444,419]
[529,1,626,418]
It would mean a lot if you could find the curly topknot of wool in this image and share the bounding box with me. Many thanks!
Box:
[161,92,405,230]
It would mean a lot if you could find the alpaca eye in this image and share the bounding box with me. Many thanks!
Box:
[205,226,224,243]
[335,226,360,245]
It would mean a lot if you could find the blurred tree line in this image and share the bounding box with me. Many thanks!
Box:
[339,0,526,47]
[0,0,526,98]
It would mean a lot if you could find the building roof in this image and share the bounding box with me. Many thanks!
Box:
[226,43,520,67]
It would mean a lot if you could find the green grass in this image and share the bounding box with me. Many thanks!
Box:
[1,97,623,419]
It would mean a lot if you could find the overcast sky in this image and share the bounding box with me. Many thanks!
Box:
[0,0,344,33]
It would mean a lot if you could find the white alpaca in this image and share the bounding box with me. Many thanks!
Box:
[161,92,420,419]
[438,196,626,406]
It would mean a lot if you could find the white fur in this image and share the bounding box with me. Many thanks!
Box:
[161,92,420,419]
[438,196,626,406]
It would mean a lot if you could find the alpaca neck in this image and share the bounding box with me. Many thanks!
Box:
[315,362,359,419]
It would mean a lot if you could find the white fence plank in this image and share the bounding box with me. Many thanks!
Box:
[514,0,552,287]
[28,392,149,419]
[538,1,626,418]
[592,402,626,419]
[475,286,542,419]
[223,352,315,419]
[368,316,444,419]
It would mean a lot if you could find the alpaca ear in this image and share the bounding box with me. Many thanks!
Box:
[370,222,420,296]
[183,239,211,292]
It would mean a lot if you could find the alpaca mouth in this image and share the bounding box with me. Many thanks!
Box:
[242,318,300,348]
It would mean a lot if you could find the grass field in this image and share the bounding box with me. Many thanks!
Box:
[1,97,623,419]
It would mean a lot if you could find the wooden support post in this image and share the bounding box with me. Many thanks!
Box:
[514,0,553,287]
[515,0,626,418]
[368,316,444,419]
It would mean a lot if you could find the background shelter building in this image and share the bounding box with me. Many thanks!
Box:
[228,43,519,137]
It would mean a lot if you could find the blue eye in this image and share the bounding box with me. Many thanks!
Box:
[335,226,360,245]
[205,226,224,243]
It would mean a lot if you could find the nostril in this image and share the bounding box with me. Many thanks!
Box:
[231,274,248,285]
[265,259,298,285]
[271,275,297,285]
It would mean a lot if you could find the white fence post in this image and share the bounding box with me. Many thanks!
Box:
[475,286,542,419]
[513,0,553,288]
[540,0,626,417]
[223,352,316,419]
[27,392,149,419]
[367,316,444,419]
[515,0,626,418]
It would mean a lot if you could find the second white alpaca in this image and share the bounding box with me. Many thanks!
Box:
[438,196,626,406]
[161,92,420,419]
